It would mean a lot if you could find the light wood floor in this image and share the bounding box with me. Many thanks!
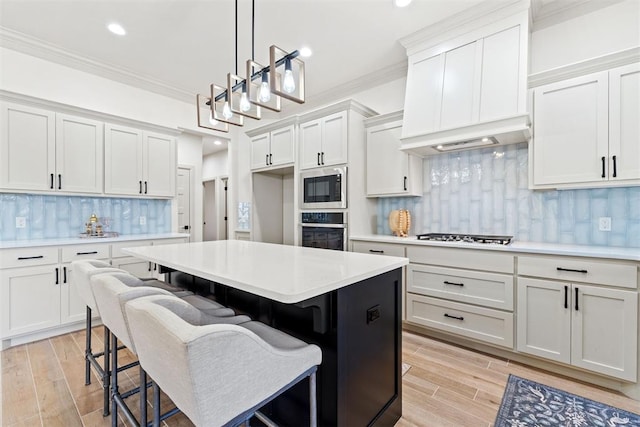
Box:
[2,327,638,427]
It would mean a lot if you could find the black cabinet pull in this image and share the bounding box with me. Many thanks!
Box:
[369,249,384,254]
[317,152,320,166]
[139,181,143,194]
[266,154,269,166]
[564,285,568,309]
[50,173,54,189]
[444,280,464,287]
[144,181,148,194]
[76,251,98,255]
[63,266,67,283]
[612,155,617,178]
[55,267,59,285]
[269,153,272,165]
[557,267,588,274]
[58,174,62,190]
[601,156,606,178]
[148,262,152,272]
[403,176,407,191]
[444,313,464,321]
[183,225,189,230]
[18,255,44,260]
[575,287,579,311]
[321,152,325,165]
[153,263,157,271]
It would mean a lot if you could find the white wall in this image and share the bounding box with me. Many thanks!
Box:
[530,0,640,73]
[202,151,229,180]
[176,133,204,242]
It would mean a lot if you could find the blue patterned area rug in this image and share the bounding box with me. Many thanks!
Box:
[495,375,640,427]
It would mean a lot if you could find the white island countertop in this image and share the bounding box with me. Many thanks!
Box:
[123,240,408,303]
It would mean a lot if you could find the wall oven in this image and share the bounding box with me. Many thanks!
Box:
[300,166,347,210]
[301,212,347,251]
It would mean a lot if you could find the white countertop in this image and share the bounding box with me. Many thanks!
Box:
[123,240,408,303]
[0,233,189,249]
[350,235,640,262]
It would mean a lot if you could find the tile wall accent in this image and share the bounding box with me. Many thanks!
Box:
[0,194,171,241]
[377,143,640,248]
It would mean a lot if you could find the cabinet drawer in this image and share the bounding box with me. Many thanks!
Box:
[111,240,151,258]
[152,238,187,246]
[61,244,109,262]
[352,241,405,257]
[0,247,59,269]
[407,294,514,349]
[518,255,637,289]
[407,246,514,274]
[408,264,513,310]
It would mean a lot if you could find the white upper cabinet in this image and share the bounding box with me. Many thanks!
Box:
[440,41,480,130]
[532,63,640,188]
[300,111,348,169]
[365,112,422,197]
[144,131,176,197]
[250,133,271,170]
[0,104,102,194]
[249,124,295,171]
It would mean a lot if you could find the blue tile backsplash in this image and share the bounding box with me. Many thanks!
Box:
[377,143,640,248]
[0,194,171,241]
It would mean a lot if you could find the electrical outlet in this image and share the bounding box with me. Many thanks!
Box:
[15,217,26,228]
[598,217,612,231]
[139,216,146,225]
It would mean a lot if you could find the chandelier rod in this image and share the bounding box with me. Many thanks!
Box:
[235,0,238,75]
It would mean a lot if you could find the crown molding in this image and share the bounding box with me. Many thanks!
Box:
[531,0,627,31]
[298,99,379,124]
[363,110,403,128]
[0,27,194,103]
[244,116,299,138]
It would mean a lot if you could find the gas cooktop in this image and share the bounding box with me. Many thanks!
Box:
[416,233,513,245]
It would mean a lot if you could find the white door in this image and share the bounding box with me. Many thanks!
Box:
[270,125,295,167]
[609,62,640,182]
[55,114,103,194]
[299,119,323,169]
[60,263,86,324]
[112,257,153,279]
[144,132,176,197]
[0,103,55,191]
[177,167,192,239]
[203,180,217,241]
[321,111,348,167]
[517,278,571,364]
[250,133,270,170]
[221,178,229,240]
[571,285,637,381]
[367,122,408,196]
[104,123,144,195]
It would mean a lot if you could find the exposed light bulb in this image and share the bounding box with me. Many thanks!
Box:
[208,111,218,126]
[222,101,233,120]
[282,58,296,94]
[239,86,251,112]
[259,72,271,102]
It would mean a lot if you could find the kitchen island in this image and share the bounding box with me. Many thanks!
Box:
[123,240,408,426]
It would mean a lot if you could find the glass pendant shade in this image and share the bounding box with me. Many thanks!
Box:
[246,59,281,112]
[282,58,296,94]
[270,45,305,103]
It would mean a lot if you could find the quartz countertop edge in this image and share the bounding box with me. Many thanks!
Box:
[123,240,408,304]
[350,235,640,262]
[0,233,190,249]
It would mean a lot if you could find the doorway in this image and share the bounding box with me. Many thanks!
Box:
[202,177,229,241]
[177,166,193,241]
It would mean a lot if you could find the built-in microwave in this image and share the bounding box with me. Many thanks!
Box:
[300,166,347,209]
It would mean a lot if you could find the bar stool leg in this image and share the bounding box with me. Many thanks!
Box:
[310,372,317,427]
[85,306,92,386]
[140,367,147,427]
[152,380,161,427]
[103,327,111,417]
[111,333,118,427]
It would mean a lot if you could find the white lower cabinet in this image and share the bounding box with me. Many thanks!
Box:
[112,256,154,279]
[517,277,638,382]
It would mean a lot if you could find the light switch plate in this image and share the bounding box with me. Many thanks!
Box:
[15,217,26,228]
[139,216,146,225]
[598,217,611,231]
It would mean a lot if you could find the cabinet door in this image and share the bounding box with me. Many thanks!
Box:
[402,53,444,137]
[104,124,144,195]
[60,263,85,324]
[572,285,637,381]
[0,103,55,191]
[517,278,571,364]
[300,119,322,169]
[609,62,640,182]
[366,123,409,196]
[321,111,348,166]
[55,114,103,194]
[144,132,176,197]
[112,256,154,279]
[532,72,609,186]
[250,133,270,170]
[269,125,295,167]
[440,42,480,130]
[1,265,60,337]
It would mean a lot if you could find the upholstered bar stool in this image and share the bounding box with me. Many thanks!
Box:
[125,294,322,427]
[91,273,250,427]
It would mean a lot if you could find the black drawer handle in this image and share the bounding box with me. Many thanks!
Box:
[444,280,464,287]
[369,249,384,254]
[18,255,44,260]
[557,267,588,274]
[77,251,98,255]
[403,176,407,191]
[601,156,606,178]
[564,285,568,309]
[575,287,579,311]
[612,155,617,178]
[63,266,67,283]
[58,174,62,190]
[55,267,59,285]
[444,313,464,321]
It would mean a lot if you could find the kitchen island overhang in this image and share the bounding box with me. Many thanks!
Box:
[123,240,408,426]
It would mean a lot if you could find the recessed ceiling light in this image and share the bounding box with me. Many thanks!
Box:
[394,0,412,7]
[214,140,222,146]
[107,23,126,36]
[299,47,312,57]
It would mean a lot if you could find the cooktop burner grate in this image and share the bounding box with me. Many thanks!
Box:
[416,233,513,245]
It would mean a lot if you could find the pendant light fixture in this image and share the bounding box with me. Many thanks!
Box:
[196,0,305,132]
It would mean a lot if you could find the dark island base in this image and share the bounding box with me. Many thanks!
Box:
[163,267,403,426]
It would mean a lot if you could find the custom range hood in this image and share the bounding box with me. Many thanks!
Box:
[398,0,532,156]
